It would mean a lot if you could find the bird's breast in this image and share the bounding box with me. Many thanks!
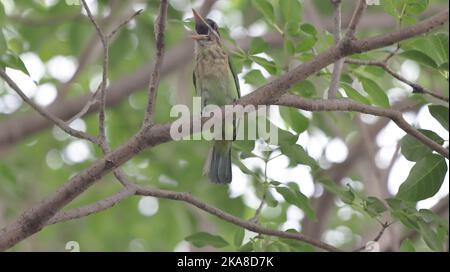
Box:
[195,47,229,80]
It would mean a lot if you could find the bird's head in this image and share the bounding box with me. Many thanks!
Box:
[191,9,221,46]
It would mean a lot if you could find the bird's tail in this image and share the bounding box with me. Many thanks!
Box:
[204,140,232,184]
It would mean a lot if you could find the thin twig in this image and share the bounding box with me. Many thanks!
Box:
[48,186,136,225]
[345,0,368,40]
[81,0,109,145]
[328,0,344,98]
[346,58,449,102]
[353,221,392,252]
[0,70,99,145]
[143,0,169,127]
[66,9,145,124]
[81,0,134,188]
[384,141,401,182]
[250,160,269,223]
[108,9,144,39]
[383,44,400,63]
[66,85,102,124]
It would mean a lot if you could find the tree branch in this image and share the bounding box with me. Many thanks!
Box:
[108,9,143,40]
[353,221,392,252]
[0,70,99,145]
[328,0,344,99]
[81,0,109,145]
[345,0,367,40]
[133,185,341,252]
[143,0,168,127]
[48,186,136,225]
[276,95,448,158]
[46,182,340,251]
[346,58,449,102]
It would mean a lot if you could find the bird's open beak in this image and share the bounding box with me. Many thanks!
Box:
[190,34,209,40]
[191,9,219,42]
[192,8,203,26]
[191,9,208,40]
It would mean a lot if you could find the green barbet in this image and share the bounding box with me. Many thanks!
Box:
[191,9,240,184]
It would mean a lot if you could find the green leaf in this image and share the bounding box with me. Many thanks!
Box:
[250,56,278,75]
[252,0,275,23]
[381,0,401,18]
[300,23,317,36]
[265,190,279,207]
[290,80,316,97]
[233,157,256,176]
[365,197,387,217]
[428,105,449,132]
[249,38,270,55]
[391,210,419,230]
[243,69,266,86]
[0,163,16,183]
[280,144,317,169]
[0,30,6,55]
[284,38,295,56]
[279,106,309,134]
[238,241,254,252]
[400,129,444,161]
[359,77,390,108]
[400,239,416,252]
[418,209,449,230]
[185,232,229,248]
[397,154,447,202]
[288,183,317,221]
[269,181,281,186]
[418,221,443,251]
[280,0,301,24]
[320,179,355,205]
[364,65,385,77]
[381,0,429,23]
[430,33,449,65]
[275,186,297,204]
[0,51,30,76]
[285,22,300,36]
[275,186,316,220]
[276,128,298,146]
[399,50,437,69]
[234,139,255,154]
[233,228,245,248]
[296,36,317,52]
[340,83,371,105]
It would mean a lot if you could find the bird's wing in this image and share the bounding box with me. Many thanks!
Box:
[228,56,240,99]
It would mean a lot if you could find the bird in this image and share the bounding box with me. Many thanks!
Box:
[191,9,240,184]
